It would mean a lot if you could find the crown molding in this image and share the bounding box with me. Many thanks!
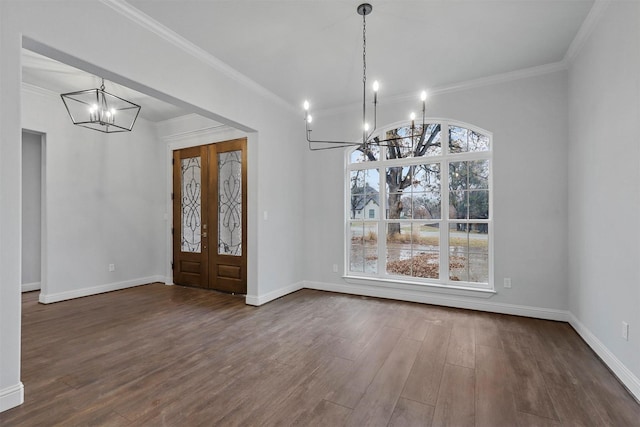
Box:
[21,81,57,98]
[317,60,568,118]
[157,112,220,129]
[564,0,612,64]
[99,0,297,114]
[427,60,568,97]
[161,124,229,144]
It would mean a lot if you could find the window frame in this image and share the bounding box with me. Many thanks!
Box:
[345,118,493,291]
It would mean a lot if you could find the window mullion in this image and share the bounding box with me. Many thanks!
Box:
[441,123,450,282]
[378,165,386,276]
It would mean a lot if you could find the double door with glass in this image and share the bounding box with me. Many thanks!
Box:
[172,138,247,294]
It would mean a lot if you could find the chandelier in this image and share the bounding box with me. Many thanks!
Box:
[303,3,428,152]
[61,78,141,133]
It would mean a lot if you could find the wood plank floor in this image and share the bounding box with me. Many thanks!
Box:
[1,284,639,426]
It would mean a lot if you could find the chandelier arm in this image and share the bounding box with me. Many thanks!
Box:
[307,139,362,146]
[412,108,429,156]
[309,143,362,151]
[306,125,362,146]
[373,97,377,134]
[359,132,426,146]
[364,101,378,142]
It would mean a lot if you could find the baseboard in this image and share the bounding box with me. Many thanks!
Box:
[38,275,165,304]
[0,382,24,413]
[163,277,174,285]
[21,282,40,292]
[303,280,569,321]
[568,313,640,402]
[245,281,304,306]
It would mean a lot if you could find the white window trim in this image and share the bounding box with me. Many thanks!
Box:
[345,118,494,291]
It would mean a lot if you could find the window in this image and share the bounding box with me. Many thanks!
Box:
[347,120,492,289]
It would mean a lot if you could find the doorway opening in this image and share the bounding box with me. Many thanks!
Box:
[172,138,248,294]
[21,130,45,293]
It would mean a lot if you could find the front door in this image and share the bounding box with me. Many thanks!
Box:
[172,138,247,294]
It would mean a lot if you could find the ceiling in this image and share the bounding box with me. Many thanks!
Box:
[127,0,595,110]
[22,0,596,121]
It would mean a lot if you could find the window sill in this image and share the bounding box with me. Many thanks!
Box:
[343,275,496,299]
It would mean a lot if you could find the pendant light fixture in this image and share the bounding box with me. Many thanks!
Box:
[303,3,428,152]
[61,78,141,133]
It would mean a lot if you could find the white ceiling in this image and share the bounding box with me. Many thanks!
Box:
[128,0,595,110]
[22,0,596,121]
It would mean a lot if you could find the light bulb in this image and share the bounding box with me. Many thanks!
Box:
[373,81,379,92]
[110,108,116,115]
[364,122,370,131]
[420,91,427,102]
[105,111,112,118]
[303,100,310,111]
[307,115,313,123]
[409,112,416,121]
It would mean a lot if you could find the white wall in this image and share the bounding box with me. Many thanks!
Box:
[22,85,166,302]
[1,0,304,412]
[21,130,42,291]
[568,0,640,397]
[304,71,569,316]
[0,0,25,412]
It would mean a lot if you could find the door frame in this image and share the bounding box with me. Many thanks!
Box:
[164,126,258,303]
[21,129,48,297]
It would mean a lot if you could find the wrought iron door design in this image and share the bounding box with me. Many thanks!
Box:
[218,150,242,256]
[181,157,202,253]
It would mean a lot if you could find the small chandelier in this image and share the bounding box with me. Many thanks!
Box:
[303,3,428,152]
[61,78,141,133]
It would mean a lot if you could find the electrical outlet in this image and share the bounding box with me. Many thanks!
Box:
[503,277,512,288]
[108,264,115,272]
[332,264,338,273]
[622,321,629,341]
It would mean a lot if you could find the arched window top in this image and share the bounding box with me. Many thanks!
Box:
[349,119,491,164]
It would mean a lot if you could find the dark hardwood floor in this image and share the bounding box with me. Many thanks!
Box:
[1,284,639,426]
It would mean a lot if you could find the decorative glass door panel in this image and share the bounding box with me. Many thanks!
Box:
[181,157,202,253]
[173,146,209,288]
[218,151,242,256]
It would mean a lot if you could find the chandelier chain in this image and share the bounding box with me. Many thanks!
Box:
[362,11,367,145]
[362,13,367,86]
